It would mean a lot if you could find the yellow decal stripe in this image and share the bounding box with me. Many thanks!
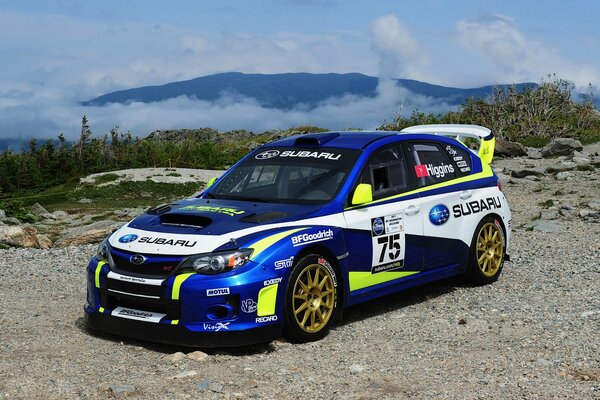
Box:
[172,273,195,300]
[95,261,107,288]
[171,320,179,325]
[257,284,278,316]
[345,164,494,210]
[349,271,419,291]
[249,228,307,260]
[99,307,105,313]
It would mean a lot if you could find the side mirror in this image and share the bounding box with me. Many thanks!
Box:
[205,177,218,189]
[351,183,373,205]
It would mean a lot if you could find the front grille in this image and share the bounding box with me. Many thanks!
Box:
[106,277,164,298]
[110,248,183,278]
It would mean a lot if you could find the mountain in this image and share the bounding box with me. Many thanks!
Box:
[82,72,537,109]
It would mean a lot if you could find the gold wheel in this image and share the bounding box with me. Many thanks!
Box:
[475,222,504,277]
[292,263,335,333]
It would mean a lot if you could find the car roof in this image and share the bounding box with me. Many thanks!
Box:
[265,131,398,150]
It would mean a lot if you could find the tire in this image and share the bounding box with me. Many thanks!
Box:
[283,254,338,343]
[466,216,506,284]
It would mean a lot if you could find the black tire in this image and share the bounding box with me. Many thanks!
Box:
[466,216,506,284]
[283,254,338,343]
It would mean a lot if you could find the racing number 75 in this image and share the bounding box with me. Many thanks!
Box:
[377,234,401,263]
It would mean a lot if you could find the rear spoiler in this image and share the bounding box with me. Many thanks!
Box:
[400,124,495,164]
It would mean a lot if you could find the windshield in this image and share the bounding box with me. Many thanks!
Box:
[208,147,361,204]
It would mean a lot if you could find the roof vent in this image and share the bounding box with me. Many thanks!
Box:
[294,132,339,146]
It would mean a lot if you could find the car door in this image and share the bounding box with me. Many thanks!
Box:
[342,143,423,294]
[404,141,472,270]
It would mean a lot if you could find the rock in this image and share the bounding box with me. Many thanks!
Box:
[39,212,57,220]
[559,205,578,219]
[140,191,153,198]
[349,364,366,374]
[4,217,22,226]
[52,210,69,220]
[524,175,541,181]
[541,138,583,157]
[540,210,559,220]
[164,351,186,363]
[109,383,136,398]
[547,161,577,173]
[0,226,40,248]
[587,201,600,211]
[524,220,562,233]
[0,209,6,219]
[495,139,527,157]
[555,171,573,181]
[30,203,50,216]
[510,169,545,179]
[36,234,53,249]
[78,198,93,204]
[171,370,198,379]
[196,380,223,393]
[186,351,209,362]
[527,147,543,159]
[53,220,123,248]
[580,209,600,220]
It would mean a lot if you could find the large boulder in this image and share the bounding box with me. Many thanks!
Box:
[0,209,6,219]
[30,203,50,216]
[0,226,46,248]
[53,220,123,248]
[541,138,583,157]
[494,139,527,157]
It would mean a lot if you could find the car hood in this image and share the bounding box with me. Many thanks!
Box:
[108,197,324,255]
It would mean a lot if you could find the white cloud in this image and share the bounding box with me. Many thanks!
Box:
[456,15,600,89]
[370,15,426,79]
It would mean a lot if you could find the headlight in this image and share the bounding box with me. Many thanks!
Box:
[96,239,110,261]
[182,249,253,274]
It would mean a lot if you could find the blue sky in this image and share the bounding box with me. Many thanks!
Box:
[1,0,599,140]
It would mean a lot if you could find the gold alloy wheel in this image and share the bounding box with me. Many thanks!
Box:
[292,263,335,333]
[475,222,504,277]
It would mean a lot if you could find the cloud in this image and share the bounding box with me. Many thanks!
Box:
[456,14,600,89]
[370,15,426,79]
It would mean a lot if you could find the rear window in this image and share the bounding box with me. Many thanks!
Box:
[407,142,458,187]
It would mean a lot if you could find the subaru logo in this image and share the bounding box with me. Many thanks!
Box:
[130,254,146,265]
[118,234,138,243]
[255,150,280,160]
[429,204,450,225]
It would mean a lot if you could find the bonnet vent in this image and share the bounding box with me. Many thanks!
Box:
[160,213,211,229]
[293,132,339,146]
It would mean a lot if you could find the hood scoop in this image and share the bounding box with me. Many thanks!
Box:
[160,213,211,229]
[239,212,288,224]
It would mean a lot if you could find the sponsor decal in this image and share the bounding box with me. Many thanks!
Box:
[118,234,138,243]
[108,272,163,286]
[371,217,385,236]
[180,205,245,216]
[456,160,468,168]
[206,287,230,296]
[372,260,404,274]
[316,257,338,286]
[291,229,334,247]
[256,315,278,323]
[414,163,455,178]
[453,156,464,162]
[112,306,165,323]
[241,299,257,313]
[255,150,280,160]
[453,196,502,218]
[202,322,230,331]
[138,236,197,247]
[274,256,294,270]
[371,214,403,237]
[264,277,283,286]
[280,150,341,160]
[129,254,146,265]
[445,145,457,156]
[429,204,450,226]
[460,167,471,173]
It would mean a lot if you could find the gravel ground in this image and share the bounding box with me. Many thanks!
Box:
[1,152,599,399]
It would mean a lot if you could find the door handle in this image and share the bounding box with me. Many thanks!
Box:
[460,190,473,200]
[405,205,420,216]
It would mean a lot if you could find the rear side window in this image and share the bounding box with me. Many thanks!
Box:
[407,142,457,187]
[443,143,472,175]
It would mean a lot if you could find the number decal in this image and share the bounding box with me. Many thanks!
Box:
[378,234,400,263]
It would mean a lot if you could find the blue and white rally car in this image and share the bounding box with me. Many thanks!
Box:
[85,124,511,346]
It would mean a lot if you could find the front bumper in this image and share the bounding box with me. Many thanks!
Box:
[84,308,279,347]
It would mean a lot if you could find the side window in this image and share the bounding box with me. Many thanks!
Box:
[407,142,458,187]
[443,143,472,175]
[359,145,409,200]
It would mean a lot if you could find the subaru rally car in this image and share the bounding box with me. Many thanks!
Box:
[85,124,511,347]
